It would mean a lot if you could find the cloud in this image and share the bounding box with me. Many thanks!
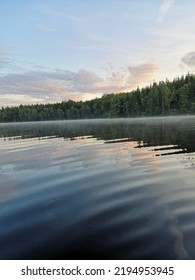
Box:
[151,40,164,48]
[36,23,56,32]
[149,27,195,40]
[156,0,175,23]
[180,52,195,70]
[0,57,10,66]
[0,94,45,107]
[0,46,11,66]
[64,14,88,24]
[0,45,10,56]
[0,62,159,107]
[127,63,159,89]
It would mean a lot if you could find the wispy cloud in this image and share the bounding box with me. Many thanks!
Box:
[0,46,9,56]
[127,63,159,89]
[74,45,131,54]
[0,62,159,107]
[64,14,88,23]
[156,0,175,23]
[180,52,195,70]
[0,46,13,69]
[0,94,45,107]
[149,27,195,40]
[36,23,56,32]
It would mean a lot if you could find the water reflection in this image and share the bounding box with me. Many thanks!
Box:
[1,116,195,259]
[1,116,195,156]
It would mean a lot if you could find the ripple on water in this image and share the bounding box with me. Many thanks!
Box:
[1,118,195,259]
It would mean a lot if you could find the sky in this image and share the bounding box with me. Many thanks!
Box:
[1,0,195,107]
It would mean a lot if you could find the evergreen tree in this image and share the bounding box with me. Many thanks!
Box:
[0,73,195,122]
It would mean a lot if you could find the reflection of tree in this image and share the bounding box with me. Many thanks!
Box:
[0,117,195,154]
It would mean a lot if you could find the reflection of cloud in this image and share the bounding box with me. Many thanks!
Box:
[0,62,159,106]
[180,52,195,70]
[156,0,175,23]
[0,178,19,202]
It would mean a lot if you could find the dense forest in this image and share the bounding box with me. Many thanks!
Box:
[1,73,195,122]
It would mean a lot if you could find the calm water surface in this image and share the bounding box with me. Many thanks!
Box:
[0,116,195,259]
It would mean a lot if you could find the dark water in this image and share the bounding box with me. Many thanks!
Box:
[0,116,195,260]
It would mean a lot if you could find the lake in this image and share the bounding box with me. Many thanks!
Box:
[0,116,195,260]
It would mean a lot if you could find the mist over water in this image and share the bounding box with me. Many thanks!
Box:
[0,116,195,259]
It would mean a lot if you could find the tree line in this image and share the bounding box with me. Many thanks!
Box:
[1,73,195,122]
